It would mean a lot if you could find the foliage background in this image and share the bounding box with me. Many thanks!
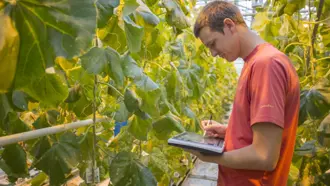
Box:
[0,0,236,185]
[252,0,330,185]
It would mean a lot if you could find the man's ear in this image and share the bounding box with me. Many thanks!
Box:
[223,18,237,33]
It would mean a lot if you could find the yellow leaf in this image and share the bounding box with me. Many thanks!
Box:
[0,13,20,93]
[251,12,270,32]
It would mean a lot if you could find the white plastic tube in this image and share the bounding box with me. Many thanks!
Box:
[0,118,108,147]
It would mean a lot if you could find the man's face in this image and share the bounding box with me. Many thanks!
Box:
[199,26,240,62]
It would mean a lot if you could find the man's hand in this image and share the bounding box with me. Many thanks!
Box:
[201,120,227,138]
[185,122,283,171]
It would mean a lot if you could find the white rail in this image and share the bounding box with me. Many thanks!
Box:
[0,118,108,147]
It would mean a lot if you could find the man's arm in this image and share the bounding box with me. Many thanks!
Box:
[197,122,283,171]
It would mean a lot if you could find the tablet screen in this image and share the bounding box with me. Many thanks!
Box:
[174,132,221,146]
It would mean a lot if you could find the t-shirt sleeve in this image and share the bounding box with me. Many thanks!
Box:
[249,57,288,128]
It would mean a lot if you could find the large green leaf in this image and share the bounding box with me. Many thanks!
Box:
[31,136,51,160]
[2,144,28,182]
[6,112,31,134]
[22,74,69,107]
[128,114,152,140]
[137,88,161,117]
[8,0,96,105]
[152,112,185,140]
[98,15,127,53]
[135,75,159,92]
[162,0,190,29]
[178,63,205,98]
[0,13,19,93]
[124,16,144,53]
[135,0,160,26]
[81,47,109,75]
[96,0,119,28]
[35,132,80,186]
[12,90,29,111]
[69,90,93,118]
[114,102,132,122]
[0,94,12,131]
[109,151,157,186]
[121,53,159,91]
[121,54,144,79]
[124,89,141,113]
[106,47,125,87]
[148,148,169,181]
[299,89,330,125]
[81,47,124,86]
[123,0,139,16]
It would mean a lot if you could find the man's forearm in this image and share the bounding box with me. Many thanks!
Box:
[204,145,275,171]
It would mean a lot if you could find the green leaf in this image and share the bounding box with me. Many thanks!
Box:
[106,47,125,87]
[317,113,330,147]
[81,47,109,75]
[2,144,28,180]
[78,132,94,161]
[299,89,330,125]
[135,1,160,26]
[29,172,48,186]
[163,0,190,29]
[0,94,12,130]
[22,74,69,107]
[96,0,119,28]
[65,85,81,103]
[287,163,299,185]
[146,0,159,6]
[135,75,159,92]
[114,102,132,122]
[148,148,169,181]
[11,0,96,104]
[121,54,144,79]
[81,47,124,86]
[66,67,94,87]
[179,63,205,98]
[128,114,152,140]
[12,90,29,111]
[152,112,185,140]
[137,88,161,117]
[123,0,140,16]
[0,13,19,93]
[109,126,134,152]
[31,136,51,160]
[7,112,31,134]
[35,132,80,186]
[98,15,127,53]
[124,16,144,53]
[124,89,141,113]
[69,90,93,118]
[165,70,182,100]
[109,151,157,186]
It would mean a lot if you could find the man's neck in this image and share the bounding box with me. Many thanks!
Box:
[238,28,265,60]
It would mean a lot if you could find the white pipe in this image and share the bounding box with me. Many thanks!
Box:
[0,118,108,147]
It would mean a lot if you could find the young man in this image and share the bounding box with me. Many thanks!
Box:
[183,1,300,185]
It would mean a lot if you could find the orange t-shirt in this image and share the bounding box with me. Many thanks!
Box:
[218,43,300,186]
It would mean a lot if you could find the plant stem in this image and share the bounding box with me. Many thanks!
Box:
[98,81,124,97]
[91,75,97,185]
[91,35,99,185]
[306,0,325,82]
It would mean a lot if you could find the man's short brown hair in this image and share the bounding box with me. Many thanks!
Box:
[194,1,247,37]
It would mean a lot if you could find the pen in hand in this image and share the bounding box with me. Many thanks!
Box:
[203,114,212,136]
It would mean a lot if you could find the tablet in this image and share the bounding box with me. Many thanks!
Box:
[168,132,225,155]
